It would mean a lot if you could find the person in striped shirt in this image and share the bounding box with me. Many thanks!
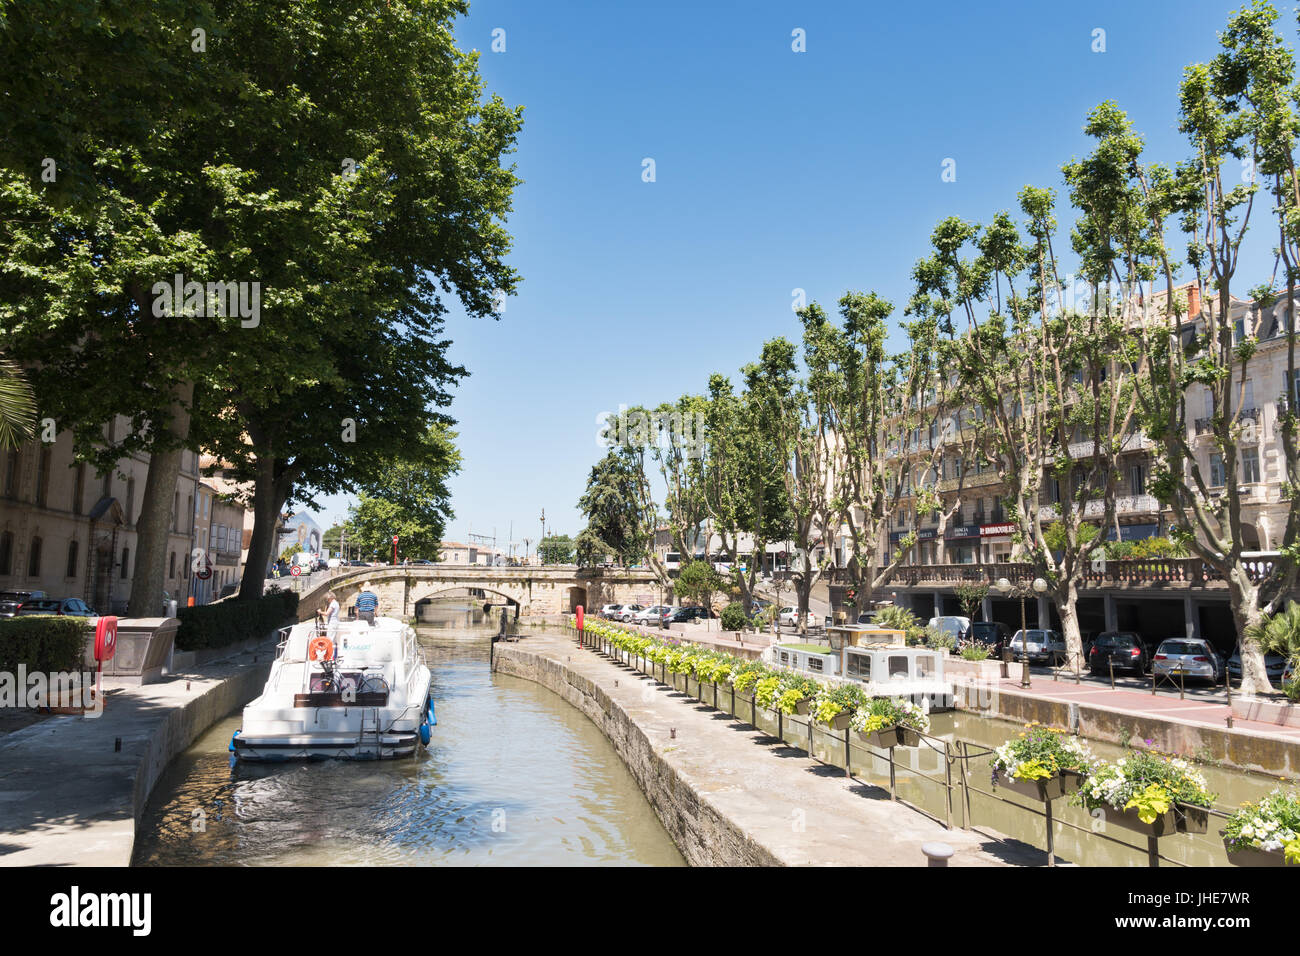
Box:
[354,583,379,625]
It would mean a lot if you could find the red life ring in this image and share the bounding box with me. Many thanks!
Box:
[308,636,334,662]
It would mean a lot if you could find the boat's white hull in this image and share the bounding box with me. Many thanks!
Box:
[231,730,422,761]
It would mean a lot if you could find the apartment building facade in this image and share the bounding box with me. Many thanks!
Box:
[0,418,204,614]
[831,283,1295,647]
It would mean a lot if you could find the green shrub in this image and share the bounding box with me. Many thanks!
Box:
[720,603,750,632]
[176,587,299,651]
[0,616,91,673]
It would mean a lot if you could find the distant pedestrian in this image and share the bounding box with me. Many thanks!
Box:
[355,583,379,625]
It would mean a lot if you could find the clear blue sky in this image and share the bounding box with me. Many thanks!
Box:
[311,0,1288,551]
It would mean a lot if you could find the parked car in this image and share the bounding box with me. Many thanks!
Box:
[616,604,646,622]
[1226,650,1288,682]
[0,589,46,618]
[967,621,1012,656]
[633,605,671,626]
[665,605,714,624]
[1153,638,1224,684]
[778,606,816,628]
[15,597,98,617]
[927,616,971,641]
[1088,631,1153,675]
[598,604,623,619]
[1009,628,1067,664]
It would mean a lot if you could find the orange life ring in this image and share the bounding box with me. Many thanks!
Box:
[308,636,334,662]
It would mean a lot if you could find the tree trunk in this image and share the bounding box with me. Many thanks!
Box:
[1055,577,1084,672]
[1228,570,1274,695]
[127,380,194,617]
[238,455,294,601]
[795,575,811,637]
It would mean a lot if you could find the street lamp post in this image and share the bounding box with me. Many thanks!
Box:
[996,575,1048,689]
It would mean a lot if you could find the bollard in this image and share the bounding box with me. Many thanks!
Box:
[922,842,954,867]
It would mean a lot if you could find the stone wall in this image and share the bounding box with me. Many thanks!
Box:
[960,682,1300,776]
[130,659,271,836]
[493,644,779,866]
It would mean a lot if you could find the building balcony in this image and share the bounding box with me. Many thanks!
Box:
[1038,493,1160,522]
[1065,432,1153,458]
[1194,407,1257,437]
[936,471,1002,493]
[887,555,1277,591]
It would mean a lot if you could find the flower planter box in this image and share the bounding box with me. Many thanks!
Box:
[1098,803,1177,838]
[815,710,853,732]
[1175,802,1210,835]
[857,725,921,749]
[1222,842,1291,867]
[793,697,814,716]
[1059,770,1086,796]
[994,774,1070,802]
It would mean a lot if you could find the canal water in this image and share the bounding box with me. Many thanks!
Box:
[133,606,683,866]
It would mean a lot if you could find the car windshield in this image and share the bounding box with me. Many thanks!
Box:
[969,623,999,638]
[1096,633,1136,648]
[1160,641,1204,656]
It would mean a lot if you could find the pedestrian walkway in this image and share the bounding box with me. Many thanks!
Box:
[0,641,271,867]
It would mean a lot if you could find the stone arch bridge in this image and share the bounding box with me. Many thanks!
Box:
[290,565,661,622]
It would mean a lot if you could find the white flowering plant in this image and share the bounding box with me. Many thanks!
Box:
[849,696,929,734]
[991,722,1096,784]
[811,682,869,724]
[1073,750,1215,824]
[1222,789,1300,861]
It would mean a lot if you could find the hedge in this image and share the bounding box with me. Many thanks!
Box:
[176,588,299,651]
[0,616,91,674]
[720,602,750,632]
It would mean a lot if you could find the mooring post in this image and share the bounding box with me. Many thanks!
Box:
[922,842,953,867]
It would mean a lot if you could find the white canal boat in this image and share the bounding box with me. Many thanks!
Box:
[771,633,955,711]
[231,616,435,761]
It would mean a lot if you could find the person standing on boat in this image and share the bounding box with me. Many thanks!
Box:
[355,583,379,625]
[322,591,340,640]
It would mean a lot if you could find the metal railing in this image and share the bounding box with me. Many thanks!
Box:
[566,623,1250,867]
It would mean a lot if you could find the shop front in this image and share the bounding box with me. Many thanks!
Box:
[945,525,980,564]
[980,521,1017,562]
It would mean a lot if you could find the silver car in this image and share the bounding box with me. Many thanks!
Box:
[1153,638,1223,684]
[617,604,645,622]
[1008,629,1066,664]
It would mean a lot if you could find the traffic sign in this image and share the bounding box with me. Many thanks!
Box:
[290,565,302,577]
[195,566,212,581]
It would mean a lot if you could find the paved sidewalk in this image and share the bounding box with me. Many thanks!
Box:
[501,632,1042,867]
[0,642,271,867]
[994,673,1300,744]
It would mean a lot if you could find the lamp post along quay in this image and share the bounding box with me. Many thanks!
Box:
[995,576,1048,689]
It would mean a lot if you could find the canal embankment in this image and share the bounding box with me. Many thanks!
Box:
[0,638,273,867]
[956,675,1300,777]
[493,632,1040,867]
